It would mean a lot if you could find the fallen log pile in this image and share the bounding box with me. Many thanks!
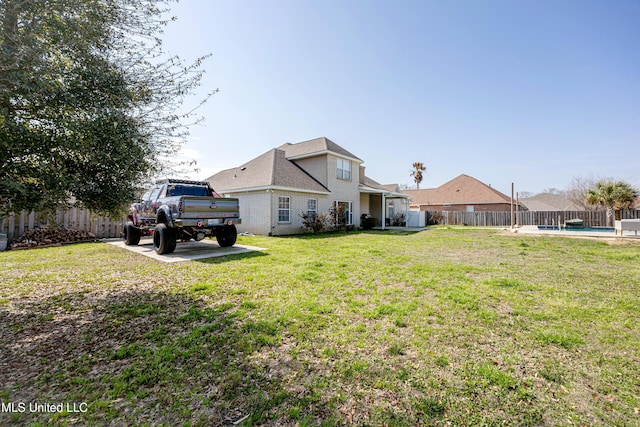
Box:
[10,228,98,250]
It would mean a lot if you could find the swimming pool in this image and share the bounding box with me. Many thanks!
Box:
[537,225,615,232]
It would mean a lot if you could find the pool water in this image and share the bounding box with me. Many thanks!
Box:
[537,225,615,232]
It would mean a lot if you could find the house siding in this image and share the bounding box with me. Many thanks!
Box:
[368,194,383,223]
[223,191,272,235]
[360,193,370,220]
[292,156,329,188]
[327,154,361,224]
[269,190,332,236]
[222,190,334,235]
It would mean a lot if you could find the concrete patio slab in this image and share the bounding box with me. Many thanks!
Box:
[107,238,266,263]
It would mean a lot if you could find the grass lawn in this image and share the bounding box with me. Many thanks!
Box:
[1,228,639,426]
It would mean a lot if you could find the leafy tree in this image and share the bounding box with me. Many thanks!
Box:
[410,162,426,190]
[0,0,210,217]
[586,180,638,225]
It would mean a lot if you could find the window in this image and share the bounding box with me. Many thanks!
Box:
[166,185,210,197]
[336,159,352,180]
[307,199,317,218]
[278,196,290,223]
[148,186,161,201]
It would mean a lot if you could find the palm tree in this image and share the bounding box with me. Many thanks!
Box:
[410,162,427,190]
[586,180,638,226]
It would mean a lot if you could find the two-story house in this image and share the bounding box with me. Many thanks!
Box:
[205,137,408,235]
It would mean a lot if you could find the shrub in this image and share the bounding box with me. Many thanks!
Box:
[300,204,348,233]
[427,211,444,225]
[329,203,347,231]
[300,212,331,233]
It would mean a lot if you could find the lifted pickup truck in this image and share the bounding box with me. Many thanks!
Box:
[123,179,241,254]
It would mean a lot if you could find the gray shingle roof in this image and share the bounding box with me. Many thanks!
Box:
[361,176,402,193]
[206,148,329,193]
[361,175,384,189]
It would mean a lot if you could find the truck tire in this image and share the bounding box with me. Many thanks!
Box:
[124,223,141,246]
[153,223,177,254]
[216,225,237,247]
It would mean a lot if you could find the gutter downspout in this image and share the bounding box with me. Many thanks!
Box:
[268,189,274,236]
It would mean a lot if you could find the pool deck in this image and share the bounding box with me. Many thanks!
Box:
[514,225,640,239]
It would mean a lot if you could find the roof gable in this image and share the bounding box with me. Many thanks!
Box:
[278,137,363,162]
[406,174,511,206]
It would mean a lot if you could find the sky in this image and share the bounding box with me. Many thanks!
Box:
[160,0,640,196]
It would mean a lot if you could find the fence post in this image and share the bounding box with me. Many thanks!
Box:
[79,209,87,232]
[70,208,76,229]
[28,211,35,230]
[18,211,26,236]
[8,212,16,241]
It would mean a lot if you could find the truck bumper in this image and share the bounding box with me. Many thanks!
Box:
[175,218,241,227]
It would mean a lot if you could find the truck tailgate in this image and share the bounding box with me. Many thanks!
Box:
[181,197,239,219]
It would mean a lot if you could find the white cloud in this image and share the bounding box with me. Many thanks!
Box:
[188,166,224,181]
[177,147,204,161]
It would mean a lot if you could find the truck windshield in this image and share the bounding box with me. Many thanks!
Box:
[166,185,210,197]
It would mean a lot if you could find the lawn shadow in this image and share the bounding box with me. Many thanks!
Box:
[0,288,333,426]
[281,228,427,240]
[194,249,269,264]
[359,228,429,236]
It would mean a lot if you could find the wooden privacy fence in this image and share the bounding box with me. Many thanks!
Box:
[1,208,124,241]
[4,208,640,240]
[431,210,640,227]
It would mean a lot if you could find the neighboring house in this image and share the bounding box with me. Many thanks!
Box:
[520,193,583,211]
[405,174,514,212]
[206,137,408,235]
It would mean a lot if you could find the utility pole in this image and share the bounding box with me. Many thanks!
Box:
[516,192,520,228]
[511,183,515,229]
